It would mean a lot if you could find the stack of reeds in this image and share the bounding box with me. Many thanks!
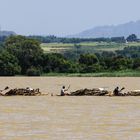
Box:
[127,90,140,96]
[4,88,41,96]
[70,88,109,96]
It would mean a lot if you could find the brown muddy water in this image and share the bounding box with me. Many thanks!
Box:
[0,77,140,140]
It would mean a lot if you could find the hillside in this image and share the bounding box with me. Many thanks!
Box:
[0,30,16,36]
[68,20,140,38]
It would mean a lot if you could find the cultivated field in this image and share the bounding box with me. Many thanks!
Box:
[41,42,140,53]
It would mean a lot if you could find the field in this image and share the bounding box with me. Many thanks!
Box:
[0,77,140,140]
[41,42,140,53]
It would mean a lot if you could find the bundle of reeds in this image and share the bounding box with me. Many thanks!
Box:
[4,88,41,96]
[70,88,109,96]
[127,90,140,96]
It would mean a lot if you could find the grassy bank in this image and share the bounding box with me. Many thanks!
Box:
[42,70,140,77]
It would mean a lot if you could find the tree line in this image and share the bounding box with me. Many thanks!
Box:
[29,35,126,43]
[0,34,139,44]
[0,35,140,76]
[28,34,139,43]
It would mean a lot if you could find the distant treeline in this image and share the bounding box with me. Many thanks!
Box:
[1,35,140,76]
[28,34,139,43]
[0,34,139,44]
[28,35,126,43]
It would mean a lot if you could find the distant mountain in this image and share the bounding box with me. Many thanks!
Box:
[0,30,16,36]
[68,20,140,38]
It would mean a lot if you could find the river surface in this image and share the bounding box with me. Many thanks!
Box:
[0,77,140,139]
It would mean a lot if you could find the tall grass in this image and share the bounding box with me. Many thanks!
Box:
[42,70,140,77]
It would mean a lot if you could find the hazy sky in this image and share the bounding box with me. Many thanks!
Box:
[0,0,140,36]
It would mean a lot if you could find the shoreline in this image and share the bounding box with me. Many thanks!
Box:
[20,70,140,77]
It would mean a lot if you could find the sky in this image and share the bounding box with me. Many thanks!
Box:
[0,0,140,36]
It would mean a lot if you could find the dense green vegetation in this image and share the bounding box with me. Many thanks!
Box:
[29,35,126,43]
[1,35,140,76]
[0,36,8,43]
